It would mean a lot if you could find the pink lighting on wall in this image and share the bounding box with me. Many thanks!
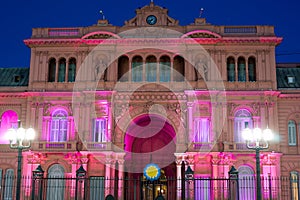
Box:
[124,114,177,175]
[0,110,18,144]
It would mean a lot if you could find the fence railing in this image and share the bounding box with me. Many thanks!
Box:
[0,175,299,200]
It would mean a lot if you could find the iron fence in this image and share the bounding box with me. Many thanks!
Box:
[0,175,299,200]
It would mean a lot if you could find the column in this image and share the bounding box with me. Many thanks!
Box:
[71,159,78,197]
[187,102,194,143]
[55,58,59,82]
[65,59,69,82]
[38,104,44,139]
[269,102,275,131]
[234,59,238,81]
[105,157,112,197]
[175,153,185,200]
[260,102,266,128]
[128,58,132,82]
[211,156,219,199]
[142,59,146,81]
[220,50,226,80]
[30,103,37,129]
[46,118,51,141]
[245,59,249,82]
[110,160,116,195]
[107,60,117,81]
[67,118,71,141]
[107,103,112,142]
[170,60,174,82]
[73,103,80,140]
[118,158,125,199]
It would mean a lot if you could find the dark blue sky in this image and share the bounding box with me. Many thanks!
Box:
[0,0,299,67]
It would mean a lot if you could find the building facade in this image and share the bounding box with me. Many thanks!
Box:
[0,2,299,200]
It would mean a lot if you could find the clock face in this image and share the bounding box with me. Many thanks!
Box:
[146,15,157,25]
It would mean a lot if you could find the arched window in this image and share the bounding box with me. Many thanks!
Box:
[159,56,171,82]
[227,57,235,81]
[48,58,56,82]
[146,55,157,82]
[288,120,297,146]
[173,56,184,81]
[68,58,76,82]
[290,171,299,200]
[132,56,143,82]
[58,58,66,82]
[234,109,253,142]
[118,56,129,81]
[0,110,18,144]
[194,118,210,143]
[4,169,14,200]
[47,164,65,200]
[238,165,255,200]
[50,110,68,142]
[248,57,256,81]
[238,57,246,82]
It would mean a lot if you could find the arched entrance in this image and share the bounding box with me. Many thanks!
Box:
[124,114,177,200]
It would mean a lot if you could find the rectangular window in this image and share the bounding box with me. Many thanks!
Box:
[132,63,143,82]
[159,63,171,82]
[93,118,107,142]
[287,76,296,84]
[146,63,157,82]
[194,118,210,143]
[288,122,297,146]
[89,177,105,200]
[234,119,253,142]
[50,119,67,142]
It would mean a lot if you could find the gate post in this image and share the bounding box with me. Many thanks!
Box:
[228,166,239,200]
[76,165,87,200]
[31,165,44,200]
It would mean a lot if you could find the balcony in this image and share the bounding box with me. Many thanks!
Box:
[187,142,251,152]
[30,141,112,152]
[223,142,249,151]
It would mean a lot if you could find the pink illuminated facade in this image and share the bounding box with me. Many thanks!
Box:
[0,2,300,200]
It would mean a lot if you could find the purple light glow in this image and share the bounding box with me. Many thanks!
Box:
[124,114,176,174]
[0,110,18,144]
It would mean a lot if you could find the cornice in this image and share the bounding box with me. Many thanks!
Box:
[278,93,300,99]
[24,36,283,47]
[113,92,187,102]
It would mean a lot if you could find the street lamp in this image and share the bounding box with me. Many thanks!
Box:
[242,127,273,200]
[6,127,35,200]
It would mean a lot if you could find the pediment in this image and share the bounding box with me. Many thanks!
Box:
[124,2,178,27]
[82,31,120,40]
[182,30,221,39]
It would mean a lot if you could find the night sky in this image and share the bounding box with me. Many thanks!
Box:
[0,0,299,67]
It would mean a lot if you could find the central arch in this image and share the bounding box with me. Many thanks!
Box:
[123,114,177,200]
[124,114,176,176]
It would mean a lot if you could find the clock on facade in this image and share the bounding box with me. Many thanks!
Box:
[146,15,157,25]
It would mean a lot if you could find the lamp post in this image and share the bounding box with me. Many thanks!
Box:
[242,127,273,200]
[6,127,35,200]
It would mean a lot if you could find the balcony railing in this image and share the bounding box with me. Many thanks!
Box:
[30,141,112,152]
